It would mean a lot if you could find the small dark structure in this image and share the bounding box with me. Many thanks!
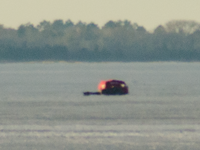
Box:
[98,80,128,95]
[84,79,128,95]
[83,91,101,96]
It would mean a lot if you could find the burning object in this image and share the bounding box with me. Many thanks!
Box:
[84,79,128,95]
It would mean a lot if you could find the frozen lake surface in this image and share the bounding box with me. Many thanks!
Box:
[0,62,200,150]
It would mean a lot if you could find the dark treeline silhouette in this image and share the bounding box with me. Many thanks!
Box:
[0,19,200,62]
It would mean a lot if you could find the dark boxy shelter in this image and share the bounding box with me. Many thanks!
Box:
[98,79,128,95]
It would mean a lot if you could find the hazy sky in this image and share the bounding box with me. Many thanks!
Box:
[1,0,200,30]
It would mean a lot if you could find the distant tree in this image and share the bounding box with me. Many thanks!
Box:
[123,20,134,30]
[37,20,51,31]
[103,21,118,28]
[136,26,146,33]
[84,23,100,40]
[51,20,66,36]
[65,20,74,28]
[165,20,200,34]
[188,30,200,59]
[17,25,26,37]
[87,23,99,29]
[17,23,38,37]
[0,24,4,33]
[75,21,86,28]
[52,20,64,29]
[154,25,166,35]
[1,19,200,62]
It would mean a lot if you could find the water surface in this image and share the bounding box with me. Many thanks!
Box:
[0,62,200,150]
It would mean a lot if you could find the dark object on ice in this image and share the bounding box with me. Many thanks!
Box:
[98,79,128,95]
[83,79,128,96]
[83,92,101,96]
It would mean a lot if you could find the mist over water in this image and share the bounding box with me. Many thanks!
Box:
[0,62,200,150]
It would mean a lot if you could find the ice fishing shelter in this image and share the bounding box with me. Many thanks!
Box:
[98,79,128,95]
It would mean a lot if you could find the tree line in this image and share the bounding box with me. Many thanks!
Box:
[0,19,200,62]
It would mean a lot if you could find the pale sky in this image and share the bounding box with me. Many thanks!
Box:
[0,0,200,30]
